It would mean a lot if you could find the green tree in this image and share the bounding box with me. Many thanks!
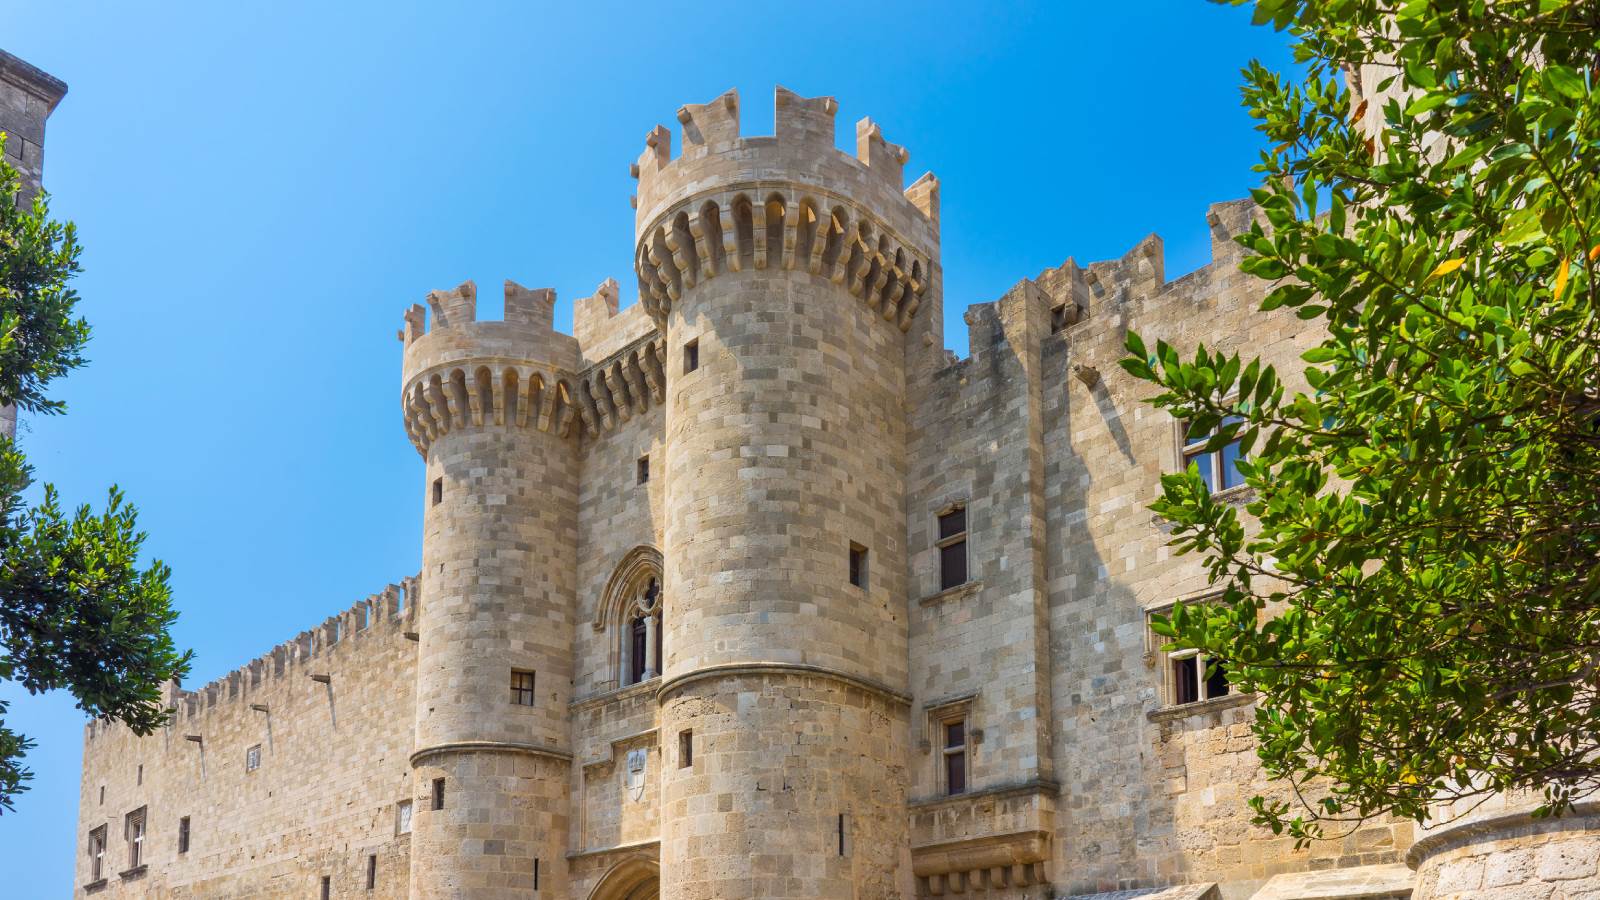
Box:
[1123,0,1600,842]
[0,136,190,812]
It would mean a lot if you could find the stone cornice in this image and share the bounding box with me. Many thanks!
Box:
[656,662,912,707]
[409,741,572,768]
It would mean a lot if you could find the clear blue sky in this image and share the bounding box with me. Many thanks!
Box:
[0,0,1293,893]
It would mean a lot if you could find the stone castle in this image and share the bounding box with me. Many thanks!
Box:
[23,52,1592,900]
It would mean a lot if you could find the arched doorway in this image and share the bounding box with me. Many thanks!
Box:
[590,857,660,900]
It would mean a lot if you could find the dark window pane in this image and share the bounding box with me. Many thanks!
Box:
[946,751,966,795]
[1221,439,1245,489]
[939,540,967,590]
[937,508,966,540]
[1173,655,1200,705]
[944,721,965,749]
[1206,659,1230,699]
[629,618,648,684]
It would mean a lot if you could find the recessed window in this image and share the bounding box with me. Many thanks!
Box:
[125,806,147,868]
[848,543,868,589]
[431,477,443,506]
[246,744,262,772]
[534,858,541,891]
[136,764,142,786]
[1181,417,1245,493]
[367,853,377,890]
[623,578,662,687]
[942,719,968,796]
[1151,603,1232,707]
[88,824,107,881]
[99,785,104,805]
[431,777,445,811]
[1051,302,1073,332]
[683,338,699,374]
[511,669,536,706]
[178,816,190,854]
[637,455,650,485]
[679,729,693,768]
[936,506,968,591]
[321,875,331,900]
[395,799,413,835]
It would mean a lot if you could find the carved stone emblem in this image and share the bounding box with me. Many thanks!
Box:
[625,747,648,802]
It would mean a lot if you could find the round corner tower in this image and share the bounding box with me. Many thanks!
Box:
[633,86,941,899]
[398,280,581,899]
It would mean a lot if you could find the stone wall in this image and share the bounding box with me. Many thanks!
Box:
[74,585,419,899]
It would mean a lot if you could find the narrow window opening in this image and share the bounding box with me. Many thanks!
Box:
[125,806,147,868]
[534,858,540,891]
[683,339,699,374]
[431,477,443,506]
[679,729,693,768]
[321,875,331,900]
[431,778,445,811]
[1172,654,1200,705]
[99,785,105,805]
[88,825,107,881]
[1206,658,1231,700]
[942,720,968,796]
[637,455,650,485]
[136,764,142,786]
[246,743,262,772]
[936,507,969,591]
[848,543,868,589]
[837,813,848,856]
[367,853,377,890]
[178,816,190,854]
[511,669,536,706]
[395,799,413,835]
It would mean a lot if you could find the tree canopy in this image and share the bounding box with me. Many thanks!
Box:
[1124,0,1600,842]
[0,137,190,812]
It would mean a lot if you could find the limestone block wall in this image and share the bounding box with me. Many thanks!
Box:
[1409,795,1600,900]
[0,48,66,204]
[74,585,419,899]
[1035,200,1413,898]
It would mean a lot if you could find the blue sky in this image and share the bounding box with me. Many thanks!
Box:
[0,0,1293,892]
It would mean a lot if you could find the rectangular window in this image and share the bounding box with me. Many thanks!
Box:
[136,764,142,786]
[178,816,190,854]
[367,853,377,890]
[395,800,413,835]
[679,729,693,768]
[125,806,146,869]
[942,719,968,796]
[432,778,445,811]
[511,669,536,706]
[321,875,331,900]
[936,507,968,591]
[1181,417,1246,493]
[432,477,443,506]
[1151,603,1232,707]
[683,338,699,374]
[246,743,261,772]
[88,825,107,881]
[99,785,104,805]
[534,858,541,891]
[848,543,868,589]
[637,455,649,484]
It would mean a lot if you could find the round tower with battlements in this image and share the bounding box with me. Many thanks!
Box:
[398,280,584,900]
[633,86,941,900]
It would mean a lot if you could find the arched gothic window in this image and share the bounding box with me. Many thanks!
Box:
[623,578,662,686]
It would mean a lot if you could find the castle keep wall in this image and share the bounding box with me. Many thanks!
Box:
[75,586,420,899]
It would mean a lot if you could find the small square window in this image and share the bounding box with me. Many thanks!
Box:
[679,729,693,768]
[178,816,190,854]
[432,777,445,811]
[432,477,443,506]
[637,455,650,485]
[683,339,699,374]
[395,799,413,835]
[246,744,262,772]
[1181,417,1246,493]
[511,669,536,706]
[848,543,868,589]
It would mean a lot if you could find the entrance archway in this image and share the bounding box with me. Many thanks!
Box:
[589,856,660,900]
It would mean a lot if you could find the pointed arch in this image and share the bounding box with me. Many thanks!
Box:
[588,856,660,900]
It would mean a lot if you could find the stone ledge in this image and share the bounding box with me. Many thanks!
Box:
[1145,691,1255,723]
[409,740,573,768]
[655,661,912,706]
[117,864,147,881]
[918,580,984,607]
[570,676,660,712]
[82,879,108,893]
[566,837,660,861]
[1404,796,1600,869]
[1247,862,1412,899]
[909,778,1060,812]
[1061,885,1218,900]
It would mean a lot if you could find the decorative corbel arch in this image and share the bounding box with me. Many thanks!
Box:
[593,545,665,632]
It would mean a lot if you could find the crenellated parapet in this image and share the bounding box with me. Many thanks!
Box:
[630,86,939,330]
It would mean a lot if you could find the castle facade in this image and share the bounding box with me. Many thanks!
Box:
[66,83,1600,900]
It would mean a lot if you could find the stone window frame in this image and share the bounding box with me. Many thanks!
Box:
[848,542,869,589]
[246,743,262,773]
[595,546,666,691]
[1146,591,1234,709]
[395,799,413,835]
[923,694,978,797]
[124,806,147,869]
[510,669,537,706]
[934,501,970,593]
[1172,409,1249,497]
[88,823,108,882]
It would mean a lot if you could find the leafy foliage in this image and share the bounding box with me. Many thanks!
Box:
[0,136,190,812]
[1122,0,1600,842]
